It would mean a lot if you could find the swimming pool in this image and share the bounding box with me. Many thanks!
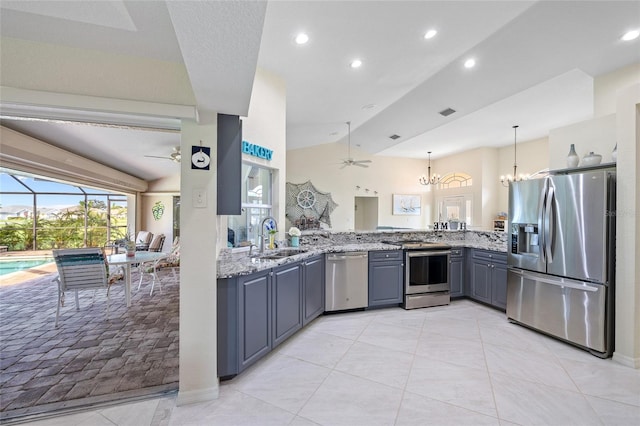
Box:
[0,258,54,276]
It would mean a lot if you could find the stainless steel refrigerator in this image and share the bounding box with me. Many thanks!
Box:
[507,169,616,357]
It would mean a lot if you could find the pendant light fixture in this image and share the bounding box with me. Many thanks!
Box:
[500,125,528,187]
[419,151,441,186]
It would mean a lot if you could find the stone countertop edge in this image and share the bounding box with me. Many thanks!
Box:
[217,229,508,279]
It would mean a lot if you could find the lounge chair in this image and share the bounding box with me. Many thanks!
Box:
[135,231,154,251]
[52,248,109,327]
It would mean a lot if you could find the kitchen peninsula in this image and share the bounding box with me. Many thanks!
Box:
[217,229,508,379]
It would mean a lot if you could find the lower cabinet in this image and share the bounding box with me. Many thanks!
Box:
[468,249,507,310]
[272,263,303,348]
[218,255,325,378]
[303,255,325,325]
[238,270,272,371]
[368,250,404,307]
[449,248,465,298]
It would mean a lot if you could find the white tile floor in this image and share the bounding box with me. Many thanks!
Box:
[22,300,640,426]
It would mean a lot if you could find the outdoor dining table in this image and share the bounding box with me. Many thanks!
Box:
[107,251,168,307]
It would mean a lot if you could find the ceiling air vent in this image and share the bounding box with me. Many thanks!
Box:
[439,108,456,117]
[389,134,401,140]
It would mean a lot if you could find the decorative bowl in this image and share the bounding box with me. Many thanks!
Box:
[581,151,602,167]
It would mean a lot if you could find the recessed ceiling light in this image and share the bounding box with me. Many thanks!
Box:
[464,58,476,69]
[621,29,639,41]
[424,29,438,40]
[295,33,309,45]
[350,59,363,69]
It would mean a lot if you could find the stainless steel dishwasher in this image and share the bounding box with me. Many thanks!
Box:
[325,252,368,311]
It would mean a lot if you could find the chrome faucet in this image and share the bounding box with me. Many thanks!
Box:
[259,216,278,253]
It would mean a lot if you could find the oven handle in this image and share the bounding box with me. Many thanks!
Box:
[406,250,451,258]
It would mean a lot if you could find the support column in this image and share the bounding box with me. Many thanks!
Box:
[177,115,219,404]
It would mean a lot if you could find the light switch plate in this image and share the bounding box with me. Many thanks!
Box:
[193,188,207,208]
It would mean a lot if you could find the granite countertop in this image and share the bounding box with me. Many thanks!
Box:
[217,242,401,279]
[217,229,508,279]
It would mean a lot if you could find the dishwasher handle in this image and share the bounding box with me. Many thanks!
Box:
[327,252,368,261]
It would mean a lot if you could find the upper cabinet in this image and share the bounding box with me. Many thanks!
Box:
[217,114,242,215]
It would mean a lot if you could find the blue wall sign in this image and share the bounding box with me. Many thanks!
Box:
[242,140,273,161]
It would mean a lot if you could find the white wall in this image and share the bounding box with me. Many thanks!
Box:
[594,63,640,117]
[241,68,287,238]
[287,143,432,231]
[613,83,640,367]
[140,195,175,251]
[548,114,617,170]
[496,137,550,212]
[178,117,219,404]
[217,68,287,247]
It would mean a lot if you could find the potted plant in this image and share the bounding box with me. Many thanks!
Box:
[288,227,301,247]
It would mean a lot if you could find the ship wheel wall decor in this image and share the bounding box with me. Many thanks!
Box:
[286,181,338,230]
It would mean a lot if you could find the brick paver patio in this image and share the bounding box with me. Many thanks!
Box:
[0,264,179,421]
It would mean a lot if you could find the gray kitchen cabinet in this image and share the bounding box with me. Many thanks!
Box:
[303,255,325,325]
[491,262,508,310]
[238,269,272,372]
[272,262,303,348]
[217,113,242,215]
[218,255,326,379]
[469,249,507,310]
[449,248,465,298]
[368,250,404,307]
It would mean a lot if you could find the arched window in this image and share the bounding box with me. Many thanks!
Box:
[439,172,472,189]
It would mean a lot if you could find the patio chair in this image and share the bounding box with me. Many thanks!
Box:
[52,248,109,327]
[135,231,154,251]
[138,236,180,295]
[137,234,166,295]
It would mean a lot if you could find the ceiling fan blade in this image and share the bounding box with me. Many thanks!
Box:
[144,155,172,160]
[340,163,348,169]
[354,159,372,164]
[354,163,369,168]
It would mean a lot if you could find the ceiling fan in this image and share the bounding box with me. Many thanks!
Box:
[340,121,371,169]
[145,146,181,163]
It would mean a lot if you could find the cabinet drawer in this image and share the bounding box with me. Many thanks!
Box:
[472,249,507,264]
[450,248,464,258]
[369,250,403,262]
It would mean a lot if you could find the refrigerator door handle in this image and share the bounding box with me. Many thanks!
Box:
[544,185,554,263]
[538,179,548,263]
[519,270,600,292]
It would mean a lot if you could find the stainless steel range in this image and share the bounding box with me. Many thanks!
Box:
[385,241,452,309]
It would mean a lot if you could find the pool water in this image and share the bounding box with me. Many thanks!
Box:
[0,259,54,276]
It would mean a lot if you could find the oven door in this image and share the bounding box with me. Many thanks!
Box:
[405,250,450,295]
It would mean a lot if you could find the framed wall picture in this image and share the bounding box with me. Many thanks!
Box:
[392,194,421,215]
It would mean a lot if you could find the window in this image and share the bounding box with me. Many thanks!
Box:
[227,164,273,247]
[438,195,473,226]
[0,169,127,250]
[439,172,472,189]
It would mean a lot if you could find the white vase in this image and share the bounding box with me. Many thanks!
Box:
[567,144,579,168]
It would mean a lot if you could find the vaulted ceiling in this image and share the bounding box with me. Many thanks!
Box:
[1,1,638,181]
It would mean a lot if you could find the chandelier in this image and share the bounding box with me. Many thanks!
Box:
[419,151,441,186]
[500,125,528,187]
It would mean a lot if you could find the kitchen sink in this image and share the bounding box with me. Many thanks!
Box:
[251,248,307,260]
